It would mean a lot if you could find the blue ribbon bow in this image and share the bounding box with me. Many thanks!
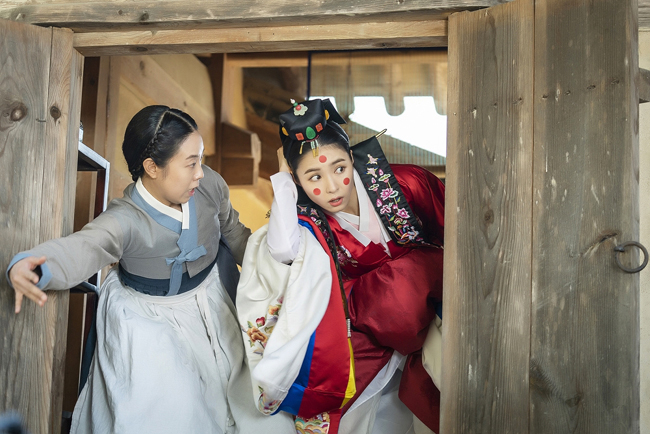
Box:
[166,244,208,295]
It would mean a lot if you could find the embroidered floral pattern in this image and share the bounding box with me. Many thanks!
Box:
[258,386,282,415]
[379,204,392,215]
[336,245,358,268]
[380,187,397,201]
[364,153,426,245]
[243,296,283,356]
[295,412,331,434]
[396,208,410,219]
[378,173,391,182]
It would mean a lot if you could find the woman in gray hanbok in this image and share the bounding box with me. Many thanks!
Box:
[6,106,294,434]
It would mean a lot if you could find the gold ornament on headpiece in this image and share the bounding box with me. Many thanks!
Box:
[298,140,320,157]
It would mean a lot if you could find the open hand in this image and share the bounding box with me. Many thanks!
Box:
[8,256,48,313]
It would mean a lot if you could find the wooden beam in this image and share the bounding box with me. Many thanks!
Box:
[72,21,447,56]
[311,49,447,66]
[640,67,650,103]
[226,52,309,68]
[2,0,650,31]
[228,50,447,68]
[0,1,492,32]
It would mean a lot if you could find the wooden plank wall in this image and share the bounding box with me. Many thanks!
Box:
[0,21,82,434]
[530,0,639,432]
[442,0,534,432]
[444,0,640,432]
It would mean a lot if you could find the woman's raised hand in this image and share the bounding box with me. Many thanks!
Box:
[277,147,290,173]
[8,256,48,313]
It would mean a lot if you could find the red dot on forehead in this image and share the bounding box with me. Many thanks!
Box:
[313,188,321,196]
[319,155,327,163]
[343,177,350,185]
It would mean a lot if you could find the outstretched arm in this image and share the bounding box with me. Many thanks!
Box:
[6,211,124,313]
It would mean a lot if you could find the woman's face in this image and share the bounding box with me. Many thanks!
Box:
[294,145,358,215]
[145,131,205,208]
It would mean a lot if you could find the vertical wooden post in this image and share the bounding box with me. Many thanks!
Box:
[530,0,639,432]
[0,20,82,434]
[444,0,639,432]
[442,1,535,432]
[73,57,101,233]
[207,54,225,172]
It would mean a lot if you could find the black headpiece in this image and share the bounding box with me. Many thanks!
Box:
[279,98,346,157]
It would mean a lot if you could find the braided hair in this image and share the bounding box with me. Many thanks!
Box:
[122,105,198,182]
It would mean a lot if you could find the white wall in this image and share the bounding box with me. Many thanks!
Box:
[639,30,650,434]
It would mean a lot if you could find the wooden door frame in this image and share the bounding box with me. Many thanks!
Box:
[1,0,643,431]
[70,20,448,56]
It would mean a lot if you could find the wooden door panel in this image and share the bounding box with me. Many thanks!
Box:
[444,0,639,433]
[530,0,639,432]
[443,1,535,433]
[0,18,83,434]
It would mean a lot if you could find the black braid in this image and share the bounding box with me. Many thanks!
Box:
[129,111,168,181]
[123,106,199,182]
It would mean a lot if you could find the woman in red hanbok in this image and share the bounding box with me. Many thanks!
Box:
[239,98,444,434]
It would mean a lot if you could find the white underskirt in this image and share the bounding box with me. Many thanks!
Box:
[340,368,435,434]
[70,266,294,434]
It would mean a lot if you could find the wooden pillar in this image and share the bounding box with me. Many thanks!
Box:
[0,19,83,434]
[443,1,535,432]
[530,0,639,432]
[443,0,639,432]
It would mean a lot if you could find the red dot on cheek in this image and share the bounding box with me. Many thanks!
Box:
[319,155,327,163]
[313,188,321,196]
[343,177,350,185]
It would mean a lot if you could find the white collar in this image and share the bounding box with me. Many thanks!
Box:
[136,178,190,229]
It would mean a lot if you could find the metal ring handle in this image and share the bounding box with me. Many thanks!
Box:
[614,241,649,273]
